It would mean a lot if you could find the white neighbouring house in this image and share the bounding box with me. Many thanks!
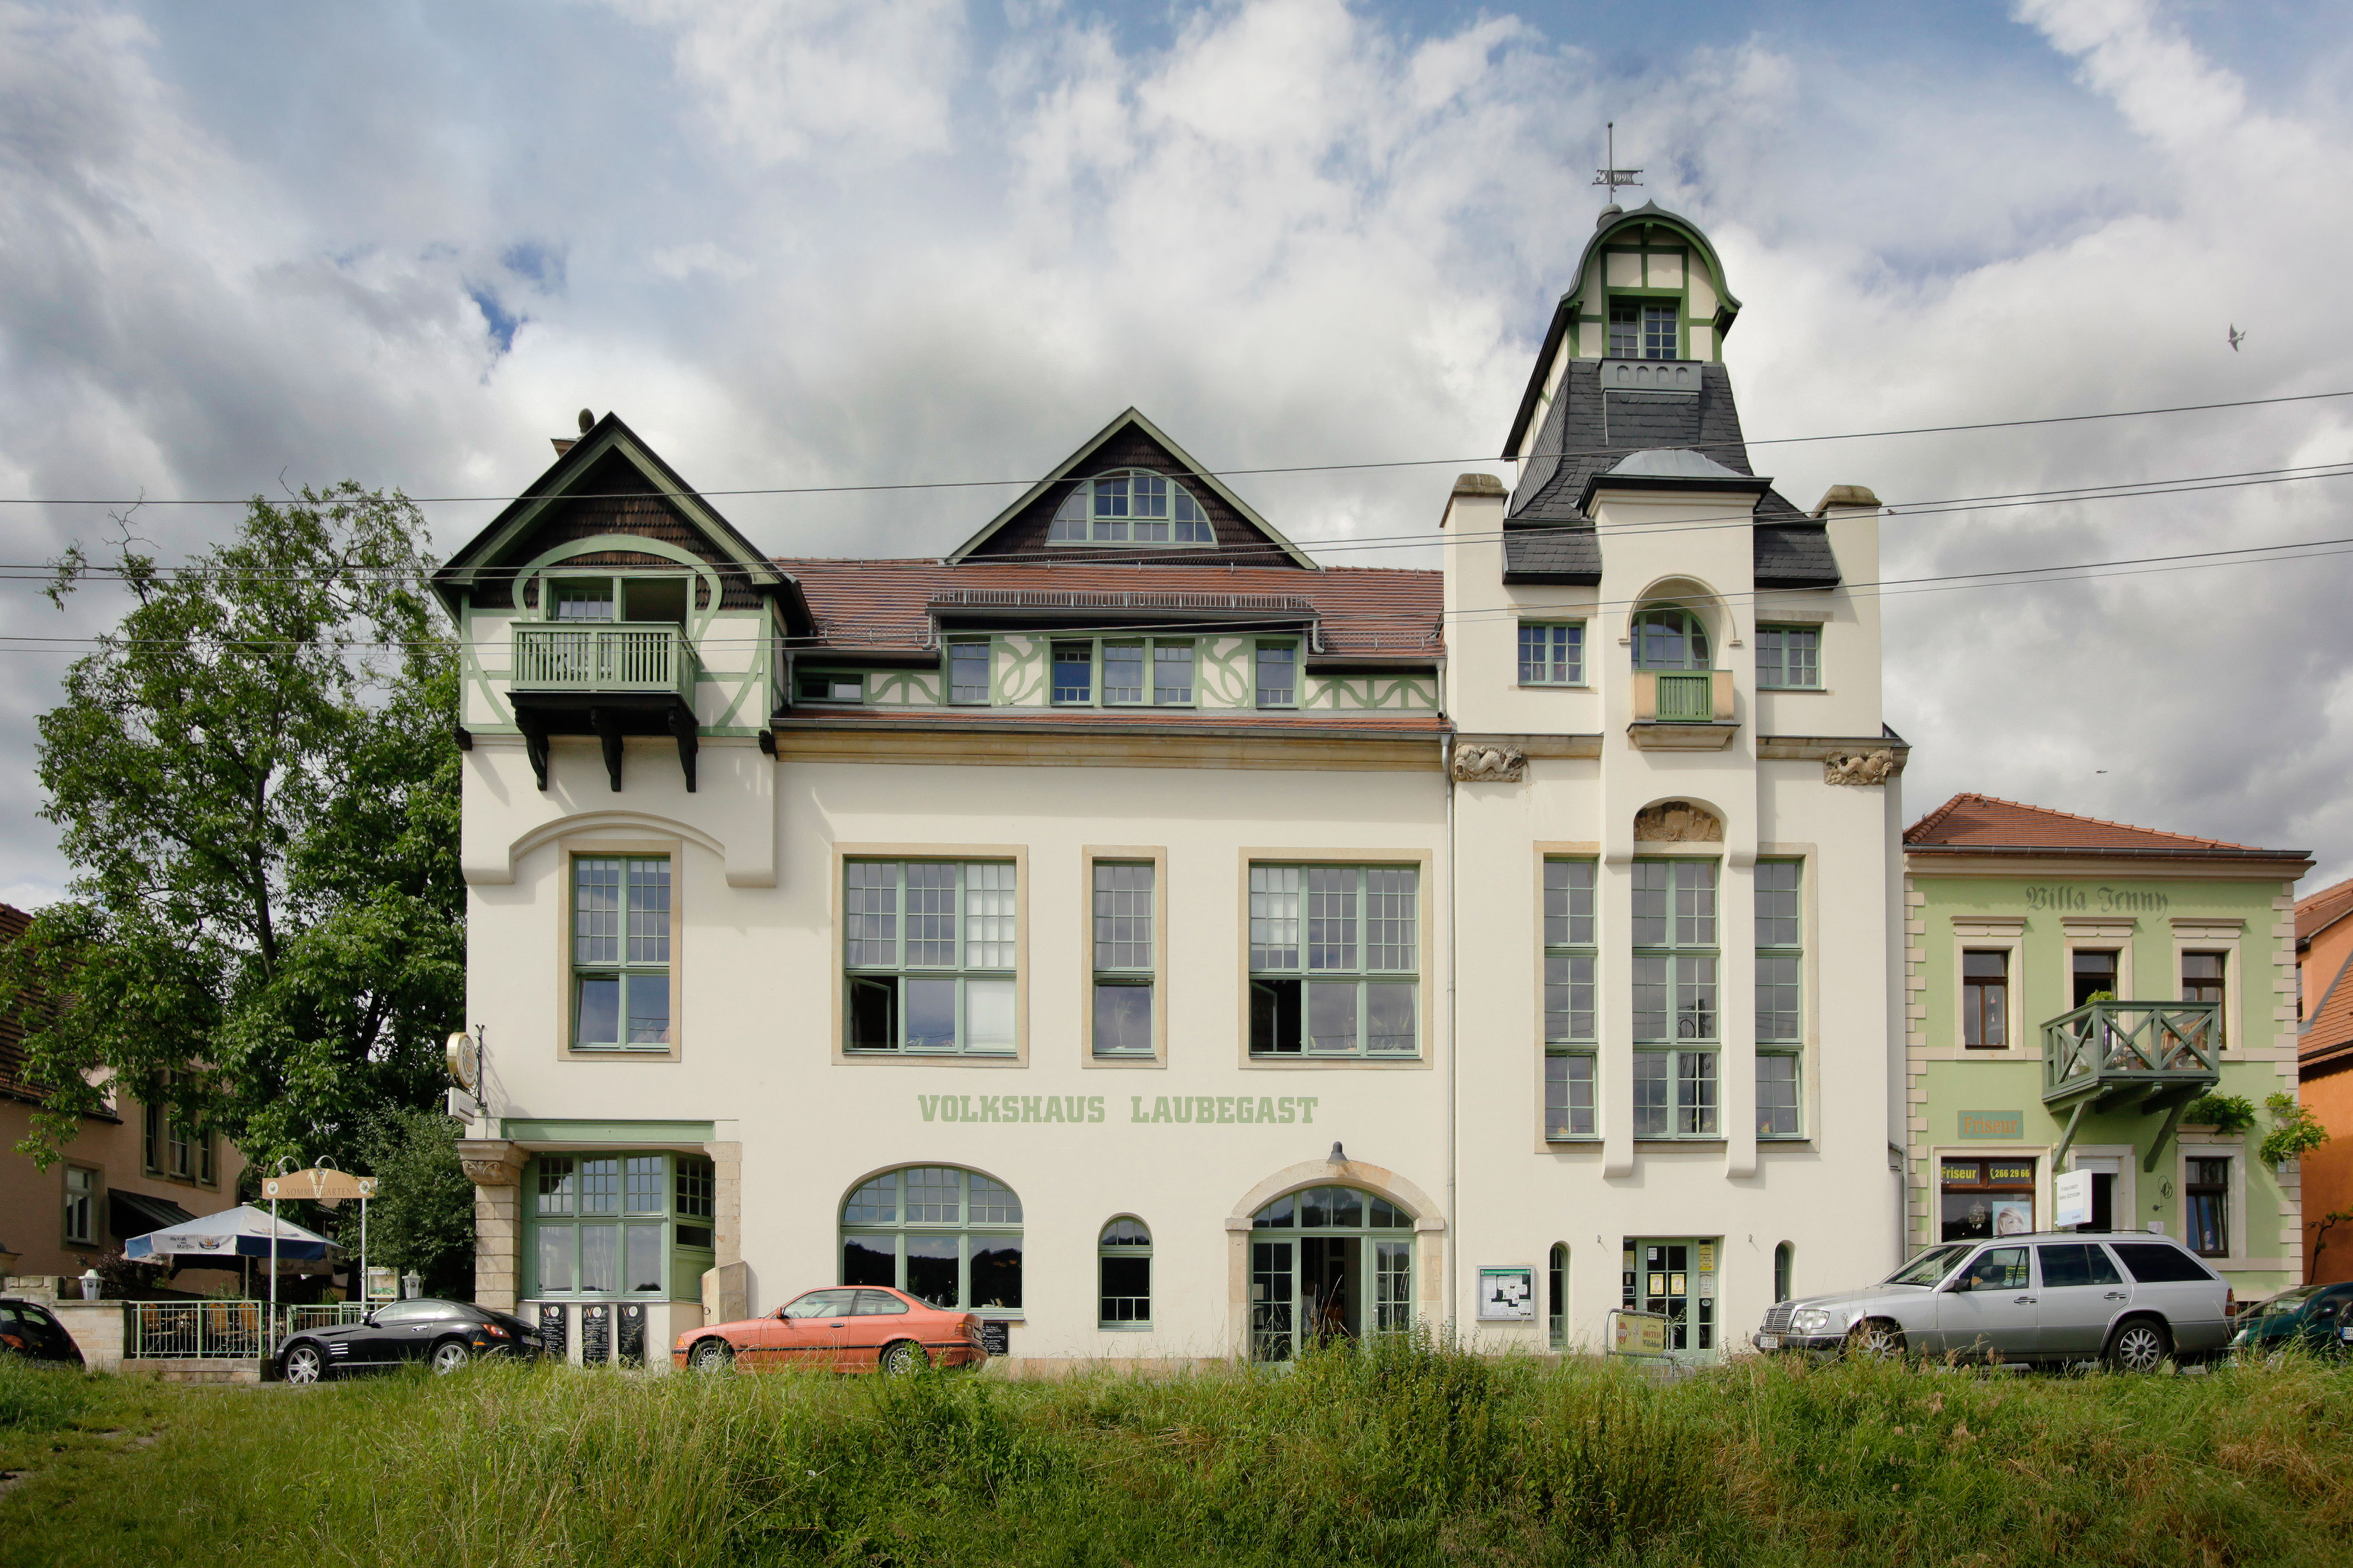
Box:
[443,200,1905,1369]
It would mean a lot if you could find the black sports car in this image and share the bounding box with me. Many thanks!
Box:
[0,1297,84,1367]
[276,1298,542,1383]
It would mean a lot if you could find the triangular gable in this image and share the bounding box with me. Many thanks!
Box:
[433,413,786,614]
[945,408,1317,569]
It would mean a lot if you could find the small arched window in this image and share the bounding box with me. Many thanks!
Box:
[840,1166,1023,1312]
[1049,470,1216,546]
[1547,1242,1568,1350]
[1773,1241,1794,1304]
[1631,606,1710,670]
[1099,1217,1151,1326]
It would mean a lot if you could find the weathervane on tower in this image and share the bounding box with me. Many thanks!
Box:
[1592,121,1643,207]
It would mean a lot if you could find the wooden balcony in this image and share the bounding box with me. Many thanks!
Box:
[506,622,700,793]
[2042,1000,2221,1169]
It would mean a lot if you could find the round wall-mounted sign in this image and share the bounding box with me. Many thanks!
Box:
[446,1031,479,1093]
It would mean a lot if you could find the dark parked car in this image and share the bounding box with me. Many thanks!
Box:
[2229,1283,2353,1358]
[276,1298,542,1383]
[0,1298,84,1367]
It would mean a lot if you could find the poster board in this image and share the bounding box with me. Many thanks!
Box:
[1476,1267,1536,1320]
[2054,1168,2093,1229]
[1609,1308,1670,1358]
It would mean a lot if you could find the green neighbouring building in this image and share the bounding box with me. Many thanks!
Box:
[1902,795,2311,1298]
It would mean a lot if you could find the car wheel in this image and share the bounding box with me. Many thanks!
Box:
[430,1340,472,1376]
[2104,1318,2171,1374]
[690,1338,734,1374]
[882,1340,928,1376]
[1843,1320,1905,1361]
[282,1344,326,1386]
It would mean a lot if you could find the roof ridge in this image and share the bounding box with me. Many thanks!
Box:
[1904,790,2263,852]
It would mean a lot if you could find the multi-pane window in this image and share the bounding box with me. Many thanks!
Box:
[143,1092,215,1184]
[573,857,672,1051]
[1092,863,1155,1057]
[1255,640,1298,707]
[552,582,617,621]
[797,671,864,703]
[1098,1218,1151,1325]
[528,1151,713,1298]
[1047,470,1216,545]
[841,1166,1023,1312]
[1607,299,1679,360]
[845,860,1018,1054]
[1543,860,1598,1140]
[2186,1159,2229,1258]
[1756,627,1820,689]
[1249,866,1419,1056]
[1630,608,1710,670]
[1518,623,1584,685]
[1756,860,1803,1139]
[1633,859,1717,1137]
[1049,639,1196,706]
[948,642,991,705]
[1963,950,2009,1049]
[2183,951,2226,1048]
[63,1166,94,1247]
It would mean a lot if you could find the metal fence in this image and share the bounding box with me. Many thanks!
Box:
[126,1300,374,1358]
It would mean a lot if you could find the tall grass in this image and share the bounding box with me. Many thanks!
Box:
[6,1337,2353,1567]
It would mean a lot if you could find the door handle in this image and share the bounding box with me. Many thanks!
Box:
[828,1321,846,1328]
[2104,1291,2127,1300]
[2013,1296,2035,1305]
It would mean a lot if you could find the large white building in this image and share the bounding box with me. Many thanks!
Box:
[443,202,1905,1368]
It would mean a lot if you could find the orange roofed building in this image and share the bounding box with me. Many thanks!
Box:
[2298,877,2353,1280]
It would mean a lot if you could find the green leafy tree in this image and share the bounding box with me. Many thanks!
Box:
[0,485,463,1176]
[351,1107,476,1299]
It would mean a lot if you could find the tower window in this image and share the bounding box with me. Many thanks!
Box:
[1608,300,1679,360]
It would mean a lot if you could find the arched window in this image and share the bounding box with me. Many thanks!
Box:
[1773,1241,1794,1304]
[1099,1217,1151,1326]
[1630,606,1710,670]
[1247,1185,1414,1361]
[840,1166,1022,1312]
[1548,1242,1568,1350]
[1048,470,1216,546]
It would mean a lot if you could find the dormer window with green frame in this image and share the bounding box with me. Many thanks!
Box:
[1047,470,1216,546]
[540,573,690,625]
[1608,299,1679,360]
[1630,607,1710,670]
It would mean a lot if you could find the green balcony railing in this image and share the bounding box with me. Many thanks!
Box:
[1653,672,1715,722]
[511,622,695,698]
[2042,999,2220,1105]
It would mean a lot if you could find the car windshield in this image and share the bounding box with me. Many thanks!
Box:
[2250,1288,2320,1321]
[1883,1244,1972,1286]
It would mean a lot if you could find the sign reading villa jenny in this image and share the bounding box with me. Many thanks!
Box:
[918,1093,1325,1125]
[2021,885,2171,912]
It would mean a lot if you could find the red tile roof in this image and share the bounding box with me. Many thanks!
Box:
[776,559,1443,658]
[2299,876,2353,946]
[1904,793,2307,860]
[2307,947,2353,1064]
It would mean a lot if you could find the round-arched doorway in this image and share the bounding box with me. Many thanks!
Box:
[1248,1184,1415,1361]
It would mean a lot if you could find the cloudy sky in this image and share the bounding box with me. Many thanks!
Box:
[2,0,2350,906]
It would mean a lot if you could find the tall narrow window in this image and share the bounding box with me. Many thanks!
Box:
[1756,627,1820,690]
[63,1167,94,1247]
[1249,866,1418,1057]
[1756,860,1803,1138]
[1098,1217,1151,1325]
[1255,641,1297,708]
[844,860,1018,1055]
[1963,950,2009,1049]
[1153,642,1194,704]
[1543,859,1598,1139]
[2186,1159,2229,1258]
[2072,950,2119,1009]
[948,642,992,705]
[1102,641,1146,704]
[1052,642,1093,705]
[1632,859,1717,1137]
[573,857,672,1051]
[1773,1242,1794,1304]
[1518,623,1584,686]
[1547,1242,1568,1350]
[1092,863,1155,1057]
[2183,951,2226,1050]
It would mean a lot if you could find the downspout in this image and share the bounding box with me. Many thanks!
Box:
[1442,726,1458,1334]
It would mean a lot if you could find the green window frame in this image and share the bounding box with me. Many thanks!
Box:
[1046,469,1218,546]
[1048,638,1196,707]
[1518,621,1585,686]
[796,669,865,704]
[1254,639,1298,708]
[841,1166,1024,1314]
[1756,626,1820,690]
[1098,1217,1151,1325]
[1249,865,1419,1057]
[946,640,992,705]
[526,1151,716,1299]
[1756,860,1803,1139]
[1630,607,1711,671]
[573,856,672,1052]
[1092,862,1155,1058]
[1633,859,1717,1138]
[1544,859,1597,1140]
[1607,296,1681,360]
[844,860,1018,1055]
[536,572,694,625]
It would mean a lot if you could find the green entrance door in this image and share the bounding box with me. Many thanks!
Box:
[1249,1185,1415,1361]
[1622,1238,1720,1362]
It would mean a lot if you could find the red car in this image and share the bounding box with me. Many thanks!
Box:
[674,1286,985,1375]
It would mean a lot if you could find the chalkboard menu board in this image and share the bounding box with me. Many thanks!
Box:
[619,1303,645,1367]
[979,1320,1010,1358]
[538,1303,568,1359]
[582,1303,611,1365]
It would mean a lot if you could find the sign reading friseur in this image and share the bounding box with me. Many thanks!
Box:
[918,1093,1325,1126]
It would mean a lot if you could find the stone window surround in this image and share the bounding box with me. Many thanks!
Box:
[2171,916,2244,1054]
[1233,846,1435,1072]
[2060,917,2138,1014]
[831,842,1031,1069]
[557,834,685,1063]
[1947,920,2028,1061]
[2174,1140,2250,1266]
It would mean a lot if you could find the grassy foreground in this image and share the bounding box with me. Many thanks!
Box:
[4,1337,2352,1567]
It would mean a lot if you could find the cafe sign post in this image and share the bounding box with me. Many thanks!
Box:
[261,1162,384,1325]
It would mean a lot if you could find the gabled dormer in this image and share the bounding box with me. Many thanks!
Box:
[432,413,812,793]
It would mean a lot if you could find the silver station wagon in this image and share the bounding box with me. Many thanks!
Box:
[1755,1231,2230,1371]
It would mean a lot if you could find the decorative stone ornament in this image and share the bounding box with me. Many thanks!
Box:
[1824,749,1898,786]
[1451,744,1527,783]
[1634,800,1723,842]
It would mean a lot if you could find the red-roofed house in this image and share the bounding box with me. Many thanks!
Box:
[1902,796,2309,1296]
[2295,876,2353,1279]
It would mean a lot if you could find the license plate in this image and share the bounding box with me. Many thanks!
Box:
[1756,1334,1779,1350]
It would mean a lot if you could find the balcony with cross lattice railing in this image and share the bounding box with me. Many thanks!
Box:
[2042,999,2220,1169]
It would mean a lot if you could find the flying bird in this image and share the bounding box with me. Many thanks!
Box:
[2228,325,2247,351]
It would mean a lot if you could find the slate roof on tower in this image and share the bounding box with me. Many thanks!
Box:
[1904,793,2308,861]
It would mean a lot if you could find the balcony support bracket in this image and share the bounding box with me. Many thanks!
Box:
[590,707,625,793]
[667,702,699,793]
[2052,1099,2090,1167]
[515,711,551,792]
[2141,1093,2196,1174]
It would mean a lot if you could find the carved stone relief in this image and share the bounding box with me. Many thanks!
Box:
[1824,749,1898,786]
[1634,800,1723,842]
[1451,744,1527,783]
